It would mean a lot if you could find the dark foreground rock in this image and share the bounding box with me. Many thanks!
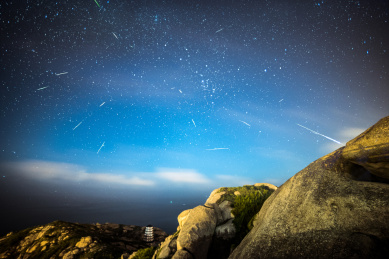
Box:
[0,220,167,259]
[229,116,389,259]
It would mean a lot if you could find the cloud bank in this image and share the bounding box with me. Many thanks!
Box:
[1,160,220,188]
[6,160,155,186]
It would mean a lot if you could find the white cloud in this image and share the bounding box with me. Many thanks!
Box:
[155,168,210,184]
[339,127,366,140]
[6,160,155,186]
[319,127,366,153]
[4,160,214,187]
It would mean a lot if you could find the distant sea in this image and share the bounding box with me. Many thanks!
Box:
[0,169,211,236]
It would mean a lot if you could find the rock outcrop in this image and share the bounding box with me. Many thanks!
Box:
[176,205,219,259]
[229,116,389,259]
[0,221,167,259]
[154,184,276,259]
[342,117,389,180]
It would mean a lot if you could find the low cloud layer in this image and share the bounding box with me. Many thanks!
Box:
[2,160,218,187]
[5,160,155,186]
[156,168,210,183]
[339,127,366,140]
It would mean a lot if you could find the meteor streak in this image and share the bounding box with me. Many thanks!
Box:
[36,86,49,91]
[94,0,100,8]
[97,141,105,154]
[206,148,229,151]
[297,124,342,144]
[55,72,68,76]
[239,120,251,127]
[72,121,83,131]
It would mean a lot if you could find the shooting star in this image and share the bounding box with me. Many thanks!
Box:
[94,0,100,8]
[97,141,105,154]
[99,102,106,107]
[112,32,118,39]
[215,28,224,33]
[297,124,343,144]
[279,99,284,102]
[72,121,83,131]
[192,119,196,127]
[55,72,68,76]
[179,89,183,93]
[36,86,49,91]
[206,148,230,151]
[239,120,251,127]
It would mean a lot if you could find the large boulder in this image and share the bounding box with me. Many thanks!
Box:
[176,205,218,259]
[229,116,389,259]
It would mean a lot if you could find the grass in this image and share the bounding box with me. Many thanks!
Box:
[217,184,274,249]
[132,247,157,259]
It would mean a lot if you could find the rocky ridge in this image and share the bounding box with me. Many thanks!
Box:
[0,221,167,259]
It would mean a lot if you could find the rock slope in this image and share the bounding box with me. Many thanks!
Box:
[0,220,167,259]
[229,116,389,259]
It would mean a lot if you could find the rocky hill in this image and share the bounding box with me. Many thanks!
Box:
[0,221,167,259]
[228,116,389,259]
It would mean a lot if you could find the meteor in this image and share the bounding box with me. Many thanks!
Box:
[55,72,68,76]
[72,121,83,131]
[94,0,100,8]
[97,141,105,154]
[239,120,251,127]
[36,86,49,91]
[297,124,342,145]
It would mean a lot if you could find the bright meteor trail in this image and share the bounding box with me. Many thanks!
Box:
[297,124,343,145]
[94,0,100,8]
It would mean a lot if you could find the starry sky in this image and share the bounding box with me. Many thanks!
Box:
[0,0,388,234]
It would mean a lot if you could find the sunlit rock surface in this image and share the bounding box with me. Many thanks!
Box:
[342,116,389,179]
[154,183,276,259]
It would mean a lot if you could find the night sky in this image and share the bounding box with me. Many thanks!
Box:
[1,0,388,235]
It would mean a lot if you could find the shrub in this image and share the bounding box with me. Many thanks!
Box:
[231,188,272,246]
[132,246,157,259]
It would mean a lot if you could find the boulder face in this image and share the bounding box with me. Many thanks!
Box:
[176,205,218,259]
[229,116,389,259]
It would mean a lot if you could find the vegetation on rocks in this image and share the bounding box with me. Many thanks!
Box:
[217,185,274,248]
[231,189,272,241]
[132,247,157,259]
